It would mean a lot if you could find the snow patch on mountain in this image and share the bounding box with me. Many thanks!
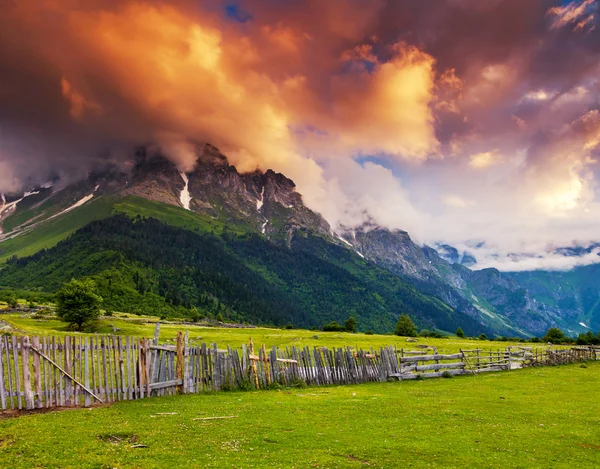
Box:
[336,234,353,247]
[0,190,40,218]
[579,322,589,328]
[179,172,192,210]
[50,186,99,220]
[257,187,264,211]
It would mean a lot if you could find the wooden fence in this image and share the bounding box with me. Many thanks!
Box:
[0,329,598,411]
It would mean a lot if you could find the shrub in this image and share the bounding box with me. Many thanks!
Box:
[285,324,294,330]
[542,327,567,344]
[394,314,417,337]
[365,330,374,335]
[456,327,465,338]
[478,333,488,341]
[322,321,345,332]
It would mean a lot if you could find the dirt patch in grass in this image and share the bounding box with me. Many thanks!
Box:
[0,403,111,420]
[98,433,139,445]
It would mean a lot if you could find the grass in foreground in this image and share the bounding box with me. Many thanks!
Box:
[0,362,598,468]
[0,313,536,353]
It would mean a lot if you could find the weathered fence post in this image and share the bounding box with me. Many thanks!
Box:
[21,336,34,410]
[176,332,184,394]
[32,336,42,409]
[84,338,91,407]
[249,338,259,389]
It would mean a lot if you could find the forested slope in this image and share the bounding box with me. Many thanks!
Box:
[0,214,488,334]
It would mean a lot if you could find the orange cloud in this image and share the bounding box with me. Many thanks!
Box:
[547,0,595,31]
[60,77,103,120]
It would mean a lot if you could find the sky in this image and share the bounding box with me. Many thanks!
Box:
[0,0,600,271]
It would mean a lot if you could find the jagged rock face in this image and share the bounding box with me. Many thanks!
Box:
[122,144,333,242]
[346,227,438,280]
[121,149,184,207]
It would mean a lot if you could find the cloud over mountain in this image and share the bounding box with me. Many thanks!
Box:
[1,0,599,270]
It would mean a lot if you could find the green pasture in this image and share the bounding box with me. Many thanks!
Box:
[0,362,598,468]
[0,313,536,352]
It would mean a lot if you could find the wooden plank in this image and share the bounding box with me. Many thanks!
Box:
[400,353,463,363]
[393,369,471,379]
[413,362,466,372]
[73,336,79,405]
[111,336,120,401]
[118,337,126,400]
[133,339,139,399]
[11,336,22,409]
[64,336,72,406]
[101,337,110,402]
[144,339,151,396]
[126,337,133,400]
[191,415,237,421]
[91,337,98,398]
[29,345,103,403]
[153,323,161,345]
[32,337,42,409]
[4,337,14,409]
[22,336,34,410]
[53,337,62,406]
[42,337,50,408]
[137,338,145,399]
[150,379,183,391]
[201,343,208,392]
[176,332,184,394]
[83,338,91,407]
[149,345,176,352]
[0,337,6,410]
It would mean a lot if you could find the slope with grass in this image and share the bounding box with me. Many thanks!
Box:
[0,362,598,468]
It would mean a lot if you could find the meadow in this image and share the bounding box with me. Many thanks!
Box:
[0,311,536,353]
[0,362,598,468]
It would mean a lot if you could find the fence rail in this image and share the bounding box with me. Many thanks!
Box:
[0,328,598,411]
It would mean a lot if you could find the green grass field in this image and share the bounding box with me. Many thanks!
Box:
[0,362,598,468]
[0,312,536,353]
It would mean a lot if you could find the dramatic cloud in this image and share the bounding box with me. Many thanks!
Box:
[1,0,600,271]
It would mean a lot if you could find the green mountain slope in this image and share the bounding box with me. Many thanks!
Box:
[0,213,489,335]
[0,195,256,263]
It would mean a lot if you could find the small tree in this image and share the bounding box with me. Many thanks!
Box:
[394,314,417,337]
[542,327,566,344]
[56,279,102,330]
[7,295,18,309]
[456,327,465,338]
[323,321,345,332]
[215,312,225,322]
[345,316,357,333]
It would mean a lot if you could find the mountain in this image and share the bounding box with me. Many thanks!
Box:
[0,144,496,334]
[1,143,598,337]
